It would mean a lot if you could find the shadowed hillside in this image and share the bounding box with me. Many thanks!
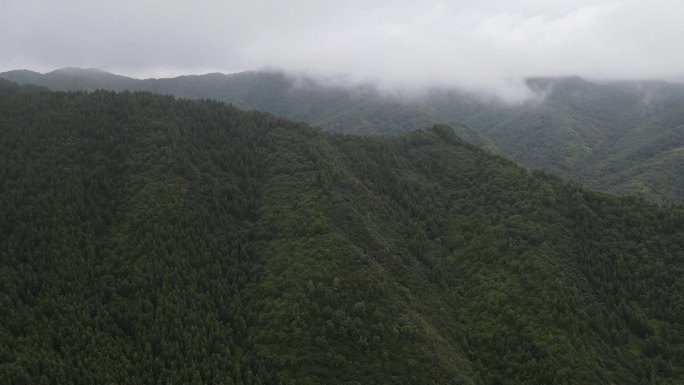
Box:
[2,68,682,204]
[1,82,683,384]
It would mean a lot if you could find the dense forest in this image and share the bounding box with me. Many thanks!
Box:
[1,81,683,384]
[2,68,683,204]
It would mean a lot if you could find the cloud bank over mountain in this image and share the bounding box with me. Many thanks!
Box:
[3,0,683,97]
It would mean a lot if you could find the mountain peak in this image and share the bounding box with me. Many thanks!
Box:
[49,67,114,76]
[0,69,43,76]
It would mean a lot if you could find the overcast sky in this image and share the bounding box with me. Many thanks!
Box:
[2,0,684,96]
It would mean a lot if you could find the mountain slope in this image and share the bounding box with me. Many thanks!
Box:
[443,77,684,202]
[1,82,683,384]
[2,68,682,204]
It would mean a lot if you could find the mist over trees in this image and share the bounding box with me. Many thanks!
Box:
[2,68,682,204]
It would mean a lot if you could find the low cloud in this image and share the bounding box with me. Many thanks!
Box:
[2,0,684,98]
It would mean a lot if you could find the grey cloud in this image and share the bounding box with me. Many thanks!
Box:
[2,0,684,98]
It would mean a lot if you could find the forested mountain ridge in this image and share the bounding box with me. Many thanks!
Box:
[0,68,439,133]
[2,67,682,204]
[1,81,683,384]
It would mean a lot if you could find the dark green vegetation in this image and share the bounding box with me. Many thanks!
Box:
[2,68,683,204]
[1,81,683,384]
[429,77,684,205]
[0,68,437,134]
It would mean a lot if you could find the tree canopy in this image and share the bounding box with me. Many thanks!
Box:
[0,82,683,384]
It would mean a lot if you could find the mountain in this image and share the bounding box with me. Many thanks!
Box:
[1,68,682,204]
[0,68,439,133]
[1,81,683,384]
[0,67,139,91]
[434,77,684,203]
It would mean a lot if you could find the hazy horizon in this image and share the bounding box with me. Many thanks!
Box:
[3,0,684,99]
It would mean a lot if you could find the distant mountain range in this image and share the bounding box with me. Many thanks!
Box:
[2,67,682,203]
